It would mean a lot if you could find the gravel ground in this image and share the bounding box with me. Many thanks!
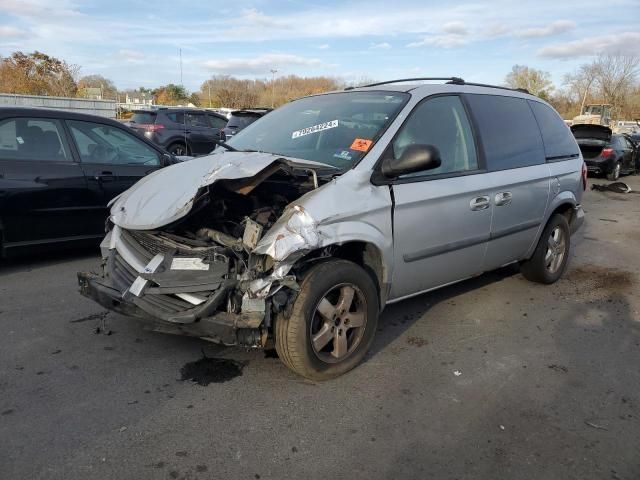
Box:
[1,175,639,480]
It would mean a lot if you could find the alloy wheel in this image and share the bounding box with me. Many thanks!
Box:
[309,284,367,363]
[545,226,566,274]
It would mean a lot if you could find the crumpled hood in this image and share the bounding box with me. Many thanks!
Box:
[109,151,326,230]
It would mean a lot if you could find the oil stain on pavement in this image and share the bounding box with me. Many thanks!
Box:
[180,355,245,386]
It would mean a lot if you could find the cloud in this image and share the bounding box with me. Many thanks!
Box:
[370,42,391,50]
[317,44,330,50]
[442,21,468,35]
[118,49,145,62]
[516,20,576,38]
[407,34,467,48]
[203,53,325,75]
[0,0,81,19]
[0,26,28,38]
[538,31,640,58]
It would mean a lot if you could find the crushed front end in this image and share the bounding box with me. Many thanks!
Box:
[79,155,324,347]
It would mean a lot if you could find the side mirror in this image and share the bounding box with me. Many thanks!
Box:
[381,144,442,178]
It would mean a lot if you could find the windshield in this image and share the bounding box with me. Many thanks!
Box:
[227,91,409,168]
[584,105,603,115]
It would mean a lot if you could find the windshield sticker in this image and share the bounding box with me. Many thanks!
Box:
[292,119,339,139]
[333,150,353,161]
[350,138,373,152]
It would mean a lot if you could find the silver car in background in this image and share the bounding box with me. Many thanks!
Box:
[79,78,586,380]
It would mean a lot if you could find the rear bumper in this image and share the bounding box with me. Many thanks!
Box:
[571,204,585,235]
[585,158,614,174]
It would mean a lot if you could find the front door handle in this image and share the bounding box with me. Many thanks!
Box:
[95,171,115,182]
[495,191,513,206]
[470,195,490,211]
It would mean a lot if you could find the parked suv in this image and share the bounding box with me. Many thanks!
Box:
[129,108,228,156]
[79,79,585,380]
[0,107,176,257]
[222,108,271,139]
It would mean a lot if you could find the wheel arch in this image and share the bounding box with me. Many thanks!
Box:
[525,194,577,259]
[294,241,389,309]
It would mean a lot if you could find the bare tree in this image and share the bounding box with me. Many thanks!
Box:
[505,65,554,99]
[563,63,599,114]
[591,53,639,119]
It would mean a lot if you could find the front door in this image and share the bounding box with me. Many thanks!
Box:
[65,120,162,215]
[388,95,492,300]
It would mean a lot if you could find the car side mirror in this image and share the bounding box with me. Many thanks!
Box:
[381,144,442,178]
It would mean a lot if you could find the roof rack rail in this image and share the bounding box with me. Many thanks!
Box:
[345,77,465,90]
[461,81,530,94]
[344,77,530,95]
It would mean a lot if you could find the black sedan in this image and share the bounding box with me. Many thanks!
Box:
[571,124,637,180]
[0,107,177,257]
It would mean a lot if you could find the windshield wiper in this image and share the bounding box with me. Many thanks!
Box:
[213,139,239,152]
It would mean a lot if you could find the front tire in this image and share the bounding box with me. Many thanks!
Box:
[520,214,571,284]
[275,259,379,381]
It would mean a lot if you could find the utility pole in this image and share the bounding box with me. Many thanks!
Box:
[179,48,183,87]
[270,69,278,108]
[208,80,212,108]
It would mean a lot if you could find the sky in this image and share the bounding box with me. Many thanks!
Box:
[0,0,639,92]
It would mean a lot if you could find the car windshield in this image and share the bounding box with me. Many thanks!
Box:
[227,91,409,168]
[584,105,603,115]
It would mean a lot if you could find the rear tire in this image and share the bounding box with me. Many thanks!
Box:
[275,259,379,381]
[607,161,621,181]
[520,214,570,284]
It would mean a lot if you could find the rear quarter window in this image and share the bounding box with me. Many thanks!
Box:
[465,94,545,171]
[528,101,579,160]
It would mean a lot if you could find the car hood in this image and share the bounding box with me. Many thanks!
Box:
[571,123,612,142]
[109,151,333,230]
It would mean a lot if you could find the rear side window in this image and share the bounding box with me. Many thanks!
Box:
[166,112,185,124]
[528,101,579,160]
[0,117,70,161]
[466,94,545,171]
[131,112,156,124]
[185,113,209,128]
[208,115,227,129]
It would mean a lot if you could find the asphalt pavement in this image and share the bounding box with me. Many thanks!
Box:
[1,175,639,480]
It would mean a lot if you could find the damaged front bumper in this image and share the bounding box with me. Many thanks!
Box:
[77,225,286,347]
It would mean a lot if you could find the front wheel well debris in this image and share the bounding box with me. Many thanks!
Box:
[293,241,386,309]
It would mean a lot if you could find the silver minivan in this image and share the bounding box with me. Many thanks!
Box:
[79,78,586,380]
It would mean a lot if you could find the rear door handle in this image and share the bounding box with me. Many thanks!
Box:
[470,195,490,211]
[495,191,513,206]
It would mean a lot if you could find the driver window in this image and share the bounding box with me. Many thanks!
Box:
[392,96,478,177]
[68,120,160,166]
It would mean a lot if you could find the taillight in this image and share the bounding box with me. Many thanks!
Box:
[581,162,588,191]
[138,123,164,132]
[601,148,614,158]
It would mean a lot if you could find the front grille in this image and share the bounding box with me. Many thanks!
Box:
[107,227,229,320]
